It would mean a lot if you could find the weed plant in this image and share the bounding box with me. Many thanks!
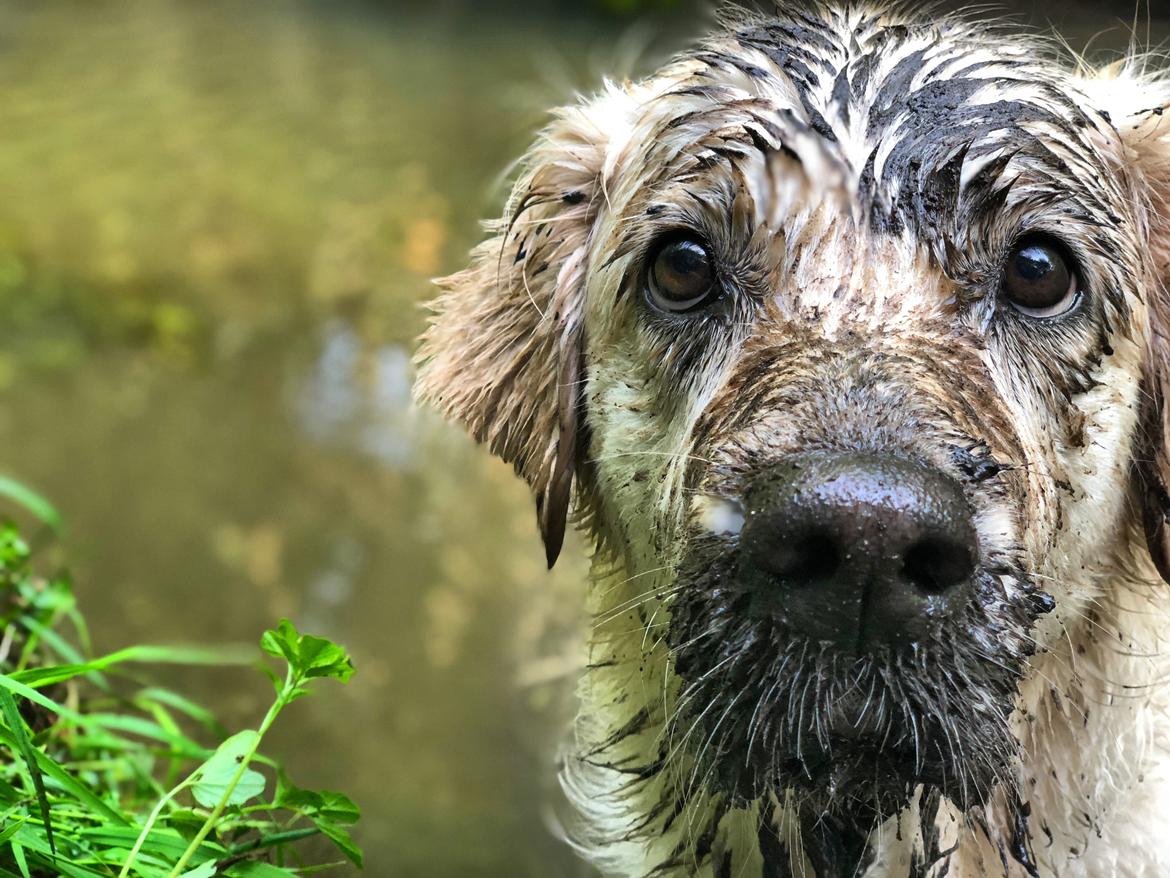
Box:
[0,481,362,877]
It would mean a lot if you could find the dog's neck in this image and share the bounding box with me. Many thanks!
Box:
[564,547,1170,877]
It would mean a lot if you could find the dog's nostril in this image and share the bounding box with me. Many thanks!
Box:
[749,530,843,585]
[780,533,841,583]
[902,537,975,596]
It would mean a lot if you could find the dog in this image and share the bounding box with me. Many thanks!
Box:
[415,3,1170,875]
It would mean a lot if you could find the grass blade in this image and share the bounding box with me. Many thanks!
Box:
[0,723,128,824]
[0,671,86,724]
[0,689,54,856]
[10,644,253,690]
[0,477,61,531]
[9,842,29,878]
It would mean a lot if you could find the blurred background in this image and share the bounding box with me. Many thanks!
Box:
[0,1,1164,875]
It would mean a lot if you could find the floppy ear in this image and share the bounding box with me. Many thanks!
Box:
[1089,71,1170,581]
[414,101,611,568]
[1135,111,1170,584]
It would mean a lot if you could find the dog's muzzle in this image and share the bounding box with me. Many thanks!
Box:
[736,452,979,656]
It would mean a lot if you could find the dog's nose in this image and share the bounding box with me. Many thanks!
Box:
[737,452,978,654]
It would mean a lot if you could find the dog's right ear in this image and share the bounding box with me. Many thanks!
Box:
[1134,110,1170,584]
[414,99,615,568]
[1083,70,1170,581]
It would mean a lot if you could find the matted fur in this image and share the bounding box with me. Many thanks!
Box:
[416,3,1170,876]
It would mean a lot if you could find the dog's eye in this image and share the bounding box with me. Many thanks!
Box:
[647,237,717,312]
[1001,237,1079,318]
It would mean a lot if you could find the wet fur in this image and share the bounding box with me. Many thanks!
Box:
[416,3,1170,876]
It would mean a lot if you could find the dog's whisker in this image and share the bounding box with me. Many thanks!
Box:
[591,582,681,629]
[585,451,716,466]
[597,565,676,597]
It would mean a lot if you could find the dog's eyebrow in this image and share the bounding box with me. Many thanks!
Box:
[586,12,1144,308]
[629,99,821,195]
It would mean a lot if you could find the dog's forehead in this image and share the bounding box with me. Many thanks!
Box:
[613,8,1124,239]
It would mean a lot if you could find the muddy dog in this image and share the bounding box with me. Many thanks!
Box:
[415,3,1170,875]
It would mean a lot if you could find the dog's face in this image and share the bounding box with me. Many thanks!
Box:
[417,1,1170,866]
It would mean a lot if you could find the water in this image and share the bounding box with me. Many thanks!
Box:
[0,1,1162,875]
[0,2,609,874]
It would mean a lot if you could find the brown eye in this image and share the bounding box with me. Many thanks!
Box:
[1001,237,1078,318]
[648,237,717,312]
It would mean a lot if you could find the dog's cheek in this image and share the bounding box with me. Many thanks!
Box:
[1059,351,1143,554]
[586,360,692,563]
[584,316,747,565]
[1027,342,1146,647]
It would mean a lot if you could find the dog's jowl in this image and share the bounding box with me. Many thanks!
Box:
[416,3,1170,876]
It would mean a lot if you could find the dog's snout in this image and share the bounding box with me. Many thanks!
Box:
[738,452,978,654]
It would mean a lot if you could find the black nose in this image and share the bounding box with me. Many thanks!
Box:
[737,452,978,654]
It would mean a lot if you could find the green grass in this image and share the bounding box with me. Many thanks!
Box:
[0,481,362,877]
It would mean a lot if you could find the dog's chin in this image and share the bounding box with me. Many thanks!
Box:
[667,571,1031,819]
[687,664,1010,824]
[699,689,991,816]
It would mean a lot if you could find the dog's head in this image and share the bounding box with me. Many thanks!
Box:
[416,0,1170,859]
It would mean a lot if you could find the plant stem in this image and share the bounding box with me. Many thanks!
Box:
[165,666,296,877]
[226,827,320,856]
[117,779,192,878]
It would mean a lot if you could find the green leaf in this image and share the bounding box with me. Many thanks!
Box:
[258,620,297,664]
[0,670,93,725]
[9,643,249,691]
[0,779,20,803]
[276,785,359,826]
[164,809,208,840]
[177,863,217,878]
[0,524,29,570]
[0,689,54,855]
[79,712,207,755]
[260,620,353,684]
[257,664,282,698]
[0,723,127,824]
[14,615,104,690]
[223,827,318,858]
[10,831,111,878]
[0,477,60,531]
[191,731,265,808]
[0,817,25,845]
[297,634,354,681]
[224,864,300,878]
[135,688,223,736]
[78,825,226,859]
[9,842,29,878]
[316,819,363,867]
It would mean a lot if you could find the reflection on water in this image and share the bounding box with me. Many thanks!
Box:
[0,0,1163,875]
[0,0,600,874]
[295,322,416,468]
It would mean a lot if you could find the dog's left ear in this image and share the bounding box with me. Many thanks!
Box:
[1083,70,1170,581]
[415,98,616,568]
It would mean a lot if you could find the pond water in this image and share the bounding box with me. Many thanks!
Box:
[0,1,1162,875]
[0,1,617,873]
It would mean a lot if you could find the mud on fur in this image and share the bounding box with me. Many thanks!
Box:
[416,3,1170,876]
